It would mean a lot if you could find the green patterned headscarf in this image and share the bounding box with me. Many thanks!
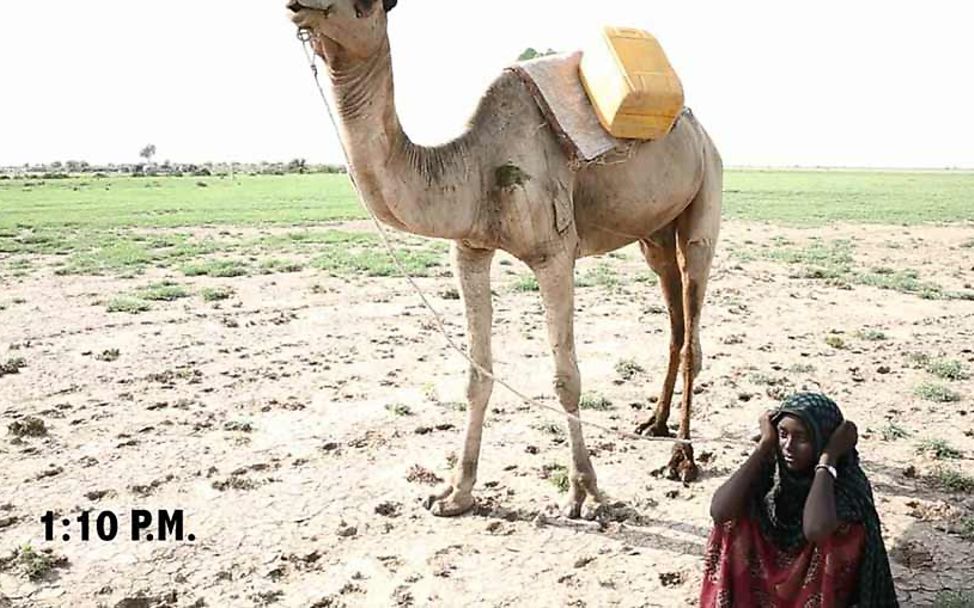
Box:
[752,392,898,607]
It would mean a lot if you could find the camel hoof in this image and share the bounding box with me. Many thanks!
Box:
[666,443,699,483]
[561,483,606,520]
[561,497,604,521]
[424,486,475,517]
[561,500,582,520]
[635,415,672,438]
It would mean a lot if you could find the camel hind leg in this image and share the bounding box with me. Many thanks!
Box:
[635,223,685,439]
[668,147,722,482]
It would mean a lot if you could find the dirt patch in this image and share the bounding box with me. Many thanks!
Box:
[0,220,972,606]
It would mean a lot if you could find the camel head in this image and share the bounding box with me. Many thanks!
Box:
[287,0,397,62]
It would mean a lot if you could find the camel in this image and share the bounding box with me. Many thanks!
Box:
[287,0,722,519]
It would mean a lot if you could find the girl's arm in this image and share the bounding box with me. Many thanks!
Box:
[710,412,776,523]
[803,421,858,543]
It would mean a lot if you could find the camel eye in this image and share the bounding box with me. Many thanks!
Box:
[354,0,377,18]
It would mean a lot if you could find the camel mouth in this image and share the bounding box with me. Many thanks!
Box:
[287,1,304,12]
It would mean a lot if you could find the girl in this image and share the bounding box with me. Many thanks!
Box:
[700,393,897,607]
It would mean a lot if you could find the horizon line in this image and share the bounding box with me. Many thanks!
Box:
[1,161,972,173]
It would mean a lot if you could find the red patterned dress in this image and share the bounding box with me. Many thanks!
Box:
[700,517,866,608]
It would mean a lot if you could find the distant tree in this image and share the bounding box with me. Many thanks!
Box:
[287,158,308,174]
[139,144,157,165]
[517,47,558,61]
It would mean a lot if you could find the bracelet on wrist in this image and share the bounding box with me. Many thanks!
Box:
[815,463,837,480]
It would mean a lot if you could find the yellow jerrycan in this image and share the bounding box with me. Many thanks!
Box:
[580,26,685,140]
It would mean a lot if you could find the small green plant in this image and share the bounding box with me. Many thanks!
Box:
[201,286,235,302]
[614,359,644,381]
[181,260,248,278]
[534,422,564,437]
[927,359,968,381]
[137,281,189,302]
[223,420,253,433]
[11,544,67,581]
[95,349,120,362]
[259,258,303,274]
[907,352,931,368]
[512,275,539,292]
[931,468,974,493]
[8,416,47,437]
[914,381,962,403]
[731,248,757,263]
[934,590,974,608]
[880,423,910,441]
[543,463,570,493]
[749,372,785,386]
[312,247,442,278]
[579,393,614,411]
[385,403,413,417]
[917,439,962,460]
[825,335,846,349]
[767,239,854,268]
[0,357,27,376]
[857,267,945,299]
[441,401,467,412]
[421,382,438,402]
[959,516,974,541]
[576,263,619,288]
[854,328,888,341]
[788,363,816,374]
[106,297,151,314]
[797,265,847,280]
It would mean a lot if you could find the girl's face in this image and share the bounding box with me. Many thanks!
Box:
[777,414,815,473]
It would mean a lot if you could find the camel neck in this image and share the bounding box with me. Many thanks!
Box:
[326,36,481,241]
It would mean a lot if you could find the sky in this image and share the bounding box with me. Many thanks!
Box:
[1,1,972,169]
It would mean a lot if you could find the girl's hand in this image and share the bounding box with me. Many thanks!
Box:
[821,420,858,465]
[758,410,777,448]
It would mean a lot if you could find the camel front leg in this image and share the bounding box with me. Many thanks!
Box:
[425,243,495,517]
[533,256,604,519]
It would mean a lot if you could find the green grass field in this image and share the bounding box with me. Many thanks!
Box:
[724,169,974,224]
[1,170,972,231]
[0,170,971,285]
[0,174,362,229]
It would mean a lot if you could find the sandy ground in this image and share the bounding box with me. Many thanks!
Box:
[1,219,973,607]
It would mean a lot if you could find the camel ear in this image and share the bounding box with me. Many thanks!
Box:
[383,0,397,11]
